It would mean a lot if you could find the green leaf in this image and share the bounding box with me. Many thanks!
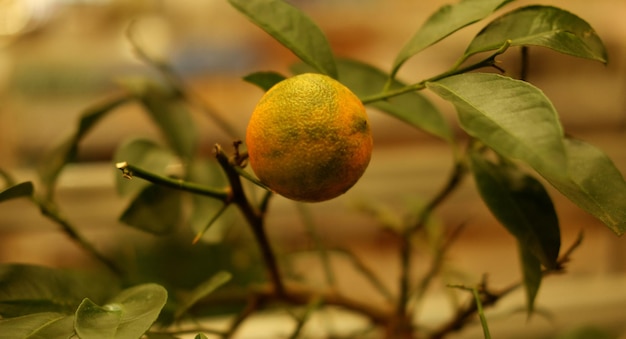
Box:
[0,264,119,317]
[75,284,167,339]
[38,96,130,199]
[119,184,182,235]
[292,59,453,141]
[391,0,514,78]
[75,299,123,339]
[469,152,561,268]
[0,312,75,339]
[228,0,337,78]
[174,271,232,320]
[0,182,34,203]
[546,138,626,235]
[243,71,287,91]
[113,138,178,196]
[194,334,209,339]
[464,5,608,63]
[427,73,567,177]
[120,78,198,160]
[518,241,542,316]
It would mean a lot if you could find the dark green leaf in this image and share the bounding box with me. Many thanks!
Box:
[0,264,119,317]
[518,242,542,316]
[0,312,74,339]
[464,5,608,63]
[228,0,337,78]
[75,284,167,339]
[292,59,453,141]
[546,138,626,235]
[174,271,232,320]
[120,78,198,159]
[427,73,567,177]
[243,71,287,91]
[113,138,178,196]
[38,96,130,199]
[0,182,34,203]
[469,152,561,268]
[391,0,514,78]
[119,184,182,234]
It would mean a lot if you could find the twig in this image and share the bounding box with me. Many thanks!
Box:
[428,232,584,339]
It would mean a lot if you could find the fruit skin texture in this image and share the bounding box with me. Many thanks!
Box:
[245,73,373,202]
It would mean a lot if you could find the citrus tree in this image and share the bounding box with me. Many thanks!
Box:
[1,0,624,338]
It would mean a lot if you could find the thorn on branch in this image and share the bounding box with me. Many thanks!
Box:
[116,162,133,179]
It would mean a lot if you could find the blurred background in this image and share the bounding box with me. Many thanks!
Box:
[0,0,625,337]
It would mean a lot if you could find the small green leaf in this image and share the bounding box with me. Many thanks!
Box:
[119,184,182,235]
[75,299,123,339]
[427,73,567,177]
[0,182,34,203]
[469,152,561,268]
[292,59,453,141]
[0,312,74,339]
[38,96,130,199]
[0,264,119,317]
[518,242,542,316]
[243,71,287,91]
[228,0,337,78]
[547,138,626,235]
[194,334,209,339]
[120,78,198,160]
[464,5,608,63]
[391,0,514,78]
[113,138,178,197]
[174,271,232,320]
[75,284,167,339]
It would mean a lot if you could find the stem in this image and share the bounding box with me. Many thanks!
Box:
[115,162,230,200]
[214,145,286,297]
[361,40,512,105]
[520,46,529,81]
[472,287,492,339]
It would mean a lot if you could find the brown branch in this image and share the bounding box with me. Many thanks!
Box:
[214,144,286,297]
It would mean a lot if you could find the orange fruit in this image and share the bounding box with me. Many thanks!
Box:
[245,73,373,202]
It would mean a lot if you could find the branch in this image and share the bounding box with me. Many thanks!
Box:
[428,232,584,339]
[214,144,286,297]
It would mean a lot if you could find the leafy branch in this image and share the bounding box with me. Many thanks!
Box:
[361,40,511,105]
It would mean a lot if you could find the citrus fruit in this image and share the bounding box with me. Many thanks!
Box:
[245,73,373,202]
